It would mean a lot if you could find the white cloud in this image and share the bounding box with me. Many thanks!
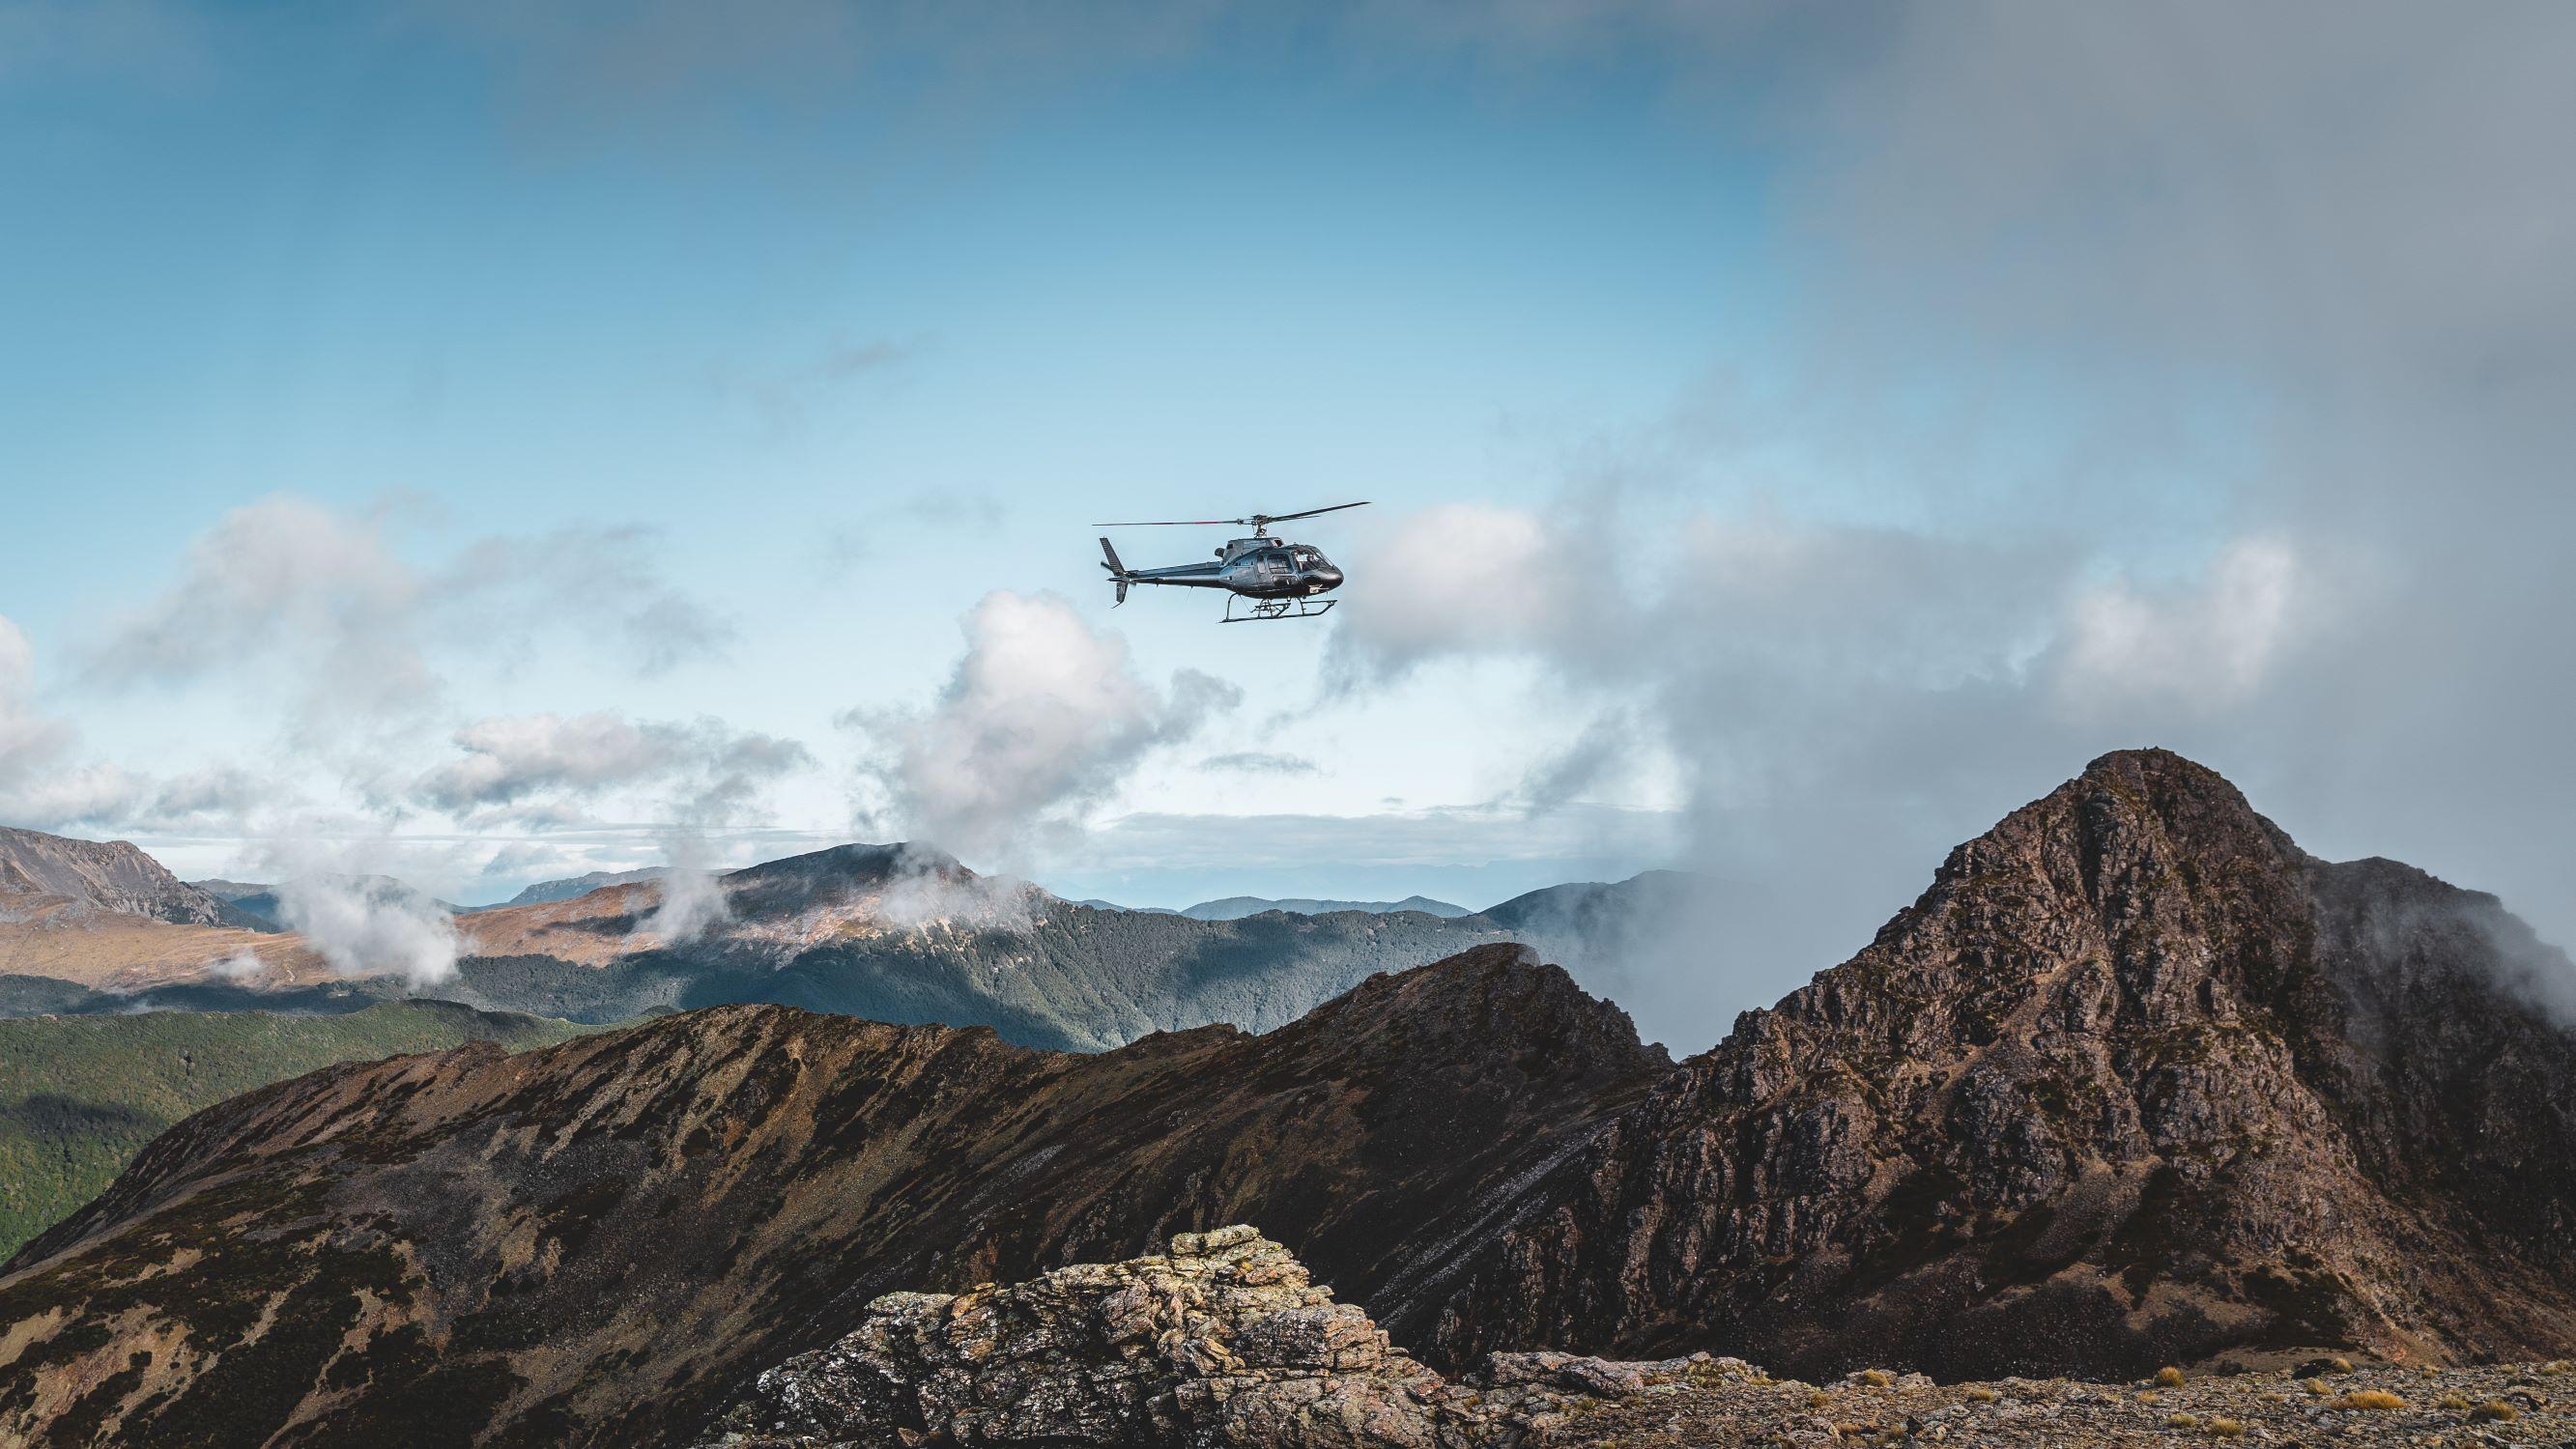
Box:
[636,847,730,945]
[273,873,460,986]
[846,591,1240,867]
[1328,503,1603,674]
[414,711,808,815]
[1,613,270,834]
[2059,539,2305,716]
[83,497,732,735]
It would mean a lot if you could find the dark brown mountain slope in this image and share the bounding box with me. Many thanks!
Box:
[0,945,1662,1447]
[1418,749,2576,1380]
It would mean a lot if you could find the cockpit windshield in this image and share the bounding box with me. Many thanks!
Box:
[1293,548,1325,569]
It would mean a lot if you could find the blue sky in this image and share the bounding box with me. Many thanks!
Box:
[4,4,1772,871]
[7,3,2573,1045]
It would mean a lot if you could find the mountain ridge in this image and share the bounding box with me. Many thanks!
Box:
[0,945,1661,1445]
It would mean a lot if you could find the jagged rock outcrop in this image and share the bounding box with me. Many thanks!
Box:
[1421,749,2576,1379]
[691,1226,1485,1448]
[692,1227,1732,1449]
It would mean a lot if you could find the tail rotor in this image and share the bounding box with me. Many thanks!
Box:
[1099,538,1131,606]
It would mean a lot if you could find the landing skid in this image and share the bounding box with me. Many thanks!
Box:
[1224,596,1338,623]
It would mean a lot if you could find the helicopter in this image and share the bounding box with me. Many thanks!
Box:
[1096,501,1366,622]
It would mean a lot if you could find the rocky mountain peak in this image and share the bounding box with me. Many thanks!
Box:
[1425,748,2576,1379]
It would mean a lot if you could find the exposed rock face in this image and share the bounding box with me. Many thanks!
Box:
[0,825,244,927]
[0,946,1660,1446]
[692,1227,1735,1449]
[1423,750,2576,1379]
[692,1226,1485,1448]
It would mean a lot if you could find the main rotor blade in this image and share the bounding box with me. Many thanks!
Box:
[1091,501,1369,527]
[1254,500,1370,524]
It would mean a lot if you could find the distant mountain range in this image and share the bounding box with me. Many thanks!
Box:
[1170,894,1473,920]
[12,751,2576,1444]
[471,867,664,912]
[426,843,1580,1049]
[5,829,1673,1053]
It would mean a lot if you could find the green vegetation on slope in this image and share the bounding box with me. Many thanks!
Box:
[0,1000,583,1261]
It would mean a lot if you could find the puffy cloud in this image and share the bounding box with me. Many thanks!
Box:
[413,711,809,817]
[0,614,276,835]
[82,497,731,733]
[2058,540,2307,718]
[273,873,459,987]
[636,832,731,944]
[1328,503,1599,672]
[846,591,1239,866]
[412,712,670,810]
[83,497,432,720]
[412,711,812,937]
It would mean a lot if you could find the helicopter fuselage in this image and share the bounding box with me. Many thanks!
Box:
[1106,535,1344,600]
